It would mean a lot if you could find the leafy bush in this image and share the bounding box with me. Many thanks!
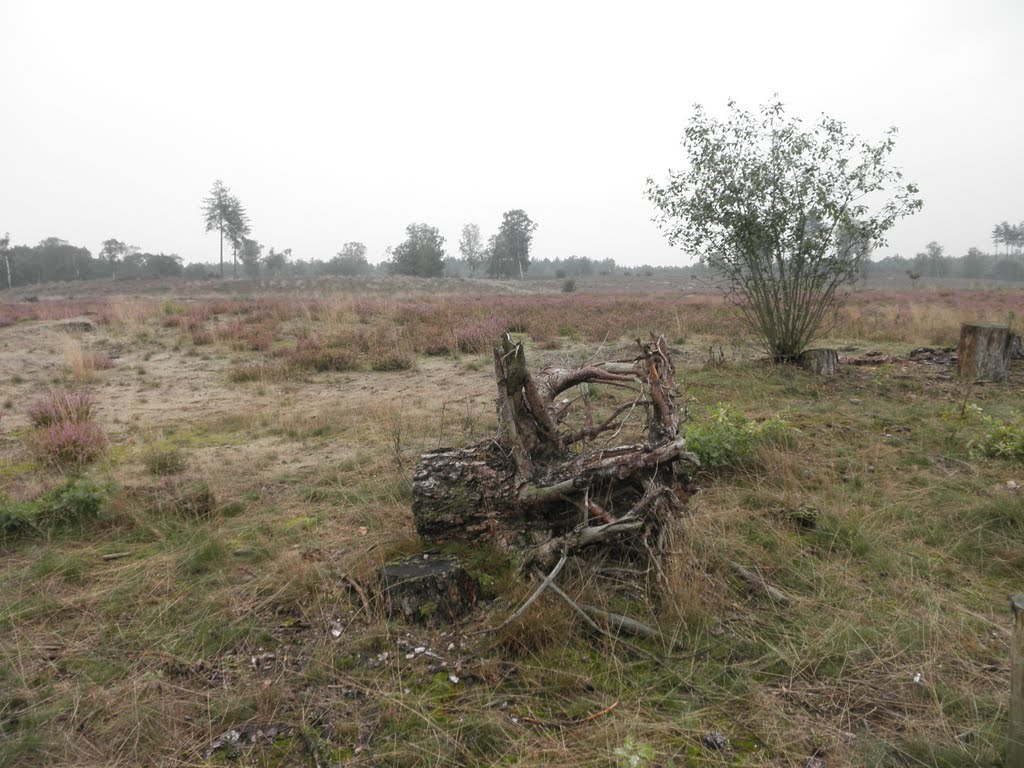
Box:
[1,477,113,541]
[27,389,95,427]
[561,279,576,293]
[944,404,1024,460]
[969,412,1024,459]
[683,405,789,470]
[30,420,108,467]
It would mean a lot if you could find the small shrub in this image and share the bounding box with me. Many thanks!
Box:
[561,278,576,293]
[62,337,112,382]
[228,362,266,383]
[142,445,188,476]
[969,412,1024,459]
[683,405,789,471]
[27,389,95,427]
[35,476,111,527]
[187,320,213,345]
[287,335,361,372]
[30,420,108,467]
[1,477,113,541]
[369,349,416,371]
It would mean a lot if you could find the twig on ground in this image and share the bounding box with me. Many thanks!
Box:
[474,553,569,635]
[729,562,792,606]
[517,700,619,728]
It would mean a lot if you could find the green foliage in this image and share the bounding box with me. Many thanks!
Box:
[943,403,1024,459]
[969,412,1024,459]
[614,736,656,768]
[683,405,789,470]
[388,223,446,277]
[458,223,484,275]
[647,99,922,359]
[201,179,250,277]
[487,209,537,278]
[328,242,371,276]
[0,477,114,541]
[561,278,576,293]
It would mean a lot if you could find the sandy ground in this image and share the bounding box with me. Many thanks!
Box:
[0,315,503,502]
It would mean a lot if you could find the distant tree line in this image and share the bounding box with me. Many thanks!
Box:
[867,233,1024,282]
[3,210,1021,289]
[0,236,192,289]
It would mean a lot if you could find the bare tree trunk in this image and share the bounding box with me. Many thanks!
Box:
[412,334,698,564]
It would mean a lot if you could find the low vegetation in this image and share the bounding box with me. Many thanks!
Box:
[0,278,1021,767]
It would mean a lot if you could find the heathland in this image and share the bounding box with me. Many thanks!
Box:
[1,275,1022,767]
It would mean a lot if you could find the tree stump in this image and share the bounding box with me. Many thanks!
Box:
[797,348,838,376]
[958,323,1013,382]
[379,557,480,624]
[1009,595,1024,767]
[411,334,698,570]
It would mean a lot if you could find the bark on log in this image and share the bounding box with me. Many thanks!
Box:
[411,334,697,557]
[798,348,838,376]
[958,323,1013,382]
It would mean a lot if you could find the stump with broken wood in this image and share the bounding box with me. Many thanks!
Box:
[958,322,1014,382]
[411,333,698,579]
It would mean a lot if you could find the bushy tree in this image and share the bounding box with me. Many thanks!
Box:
[458,223,484,276]
[238,238,263,278]
[961,247,987,279]
[388,224,445,277]
[329,242,372,276]
[99,238,138,280]
[647,100,921,360]
[914,241,950,278]
[487,209,537,278]
[263,247,289,274]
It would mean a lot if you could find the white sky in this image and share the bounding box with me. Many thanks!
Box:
[1,0,1021,266]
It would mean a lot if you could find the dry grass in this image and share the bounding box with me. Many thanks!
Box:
[1,282,1022,767]
[60,335,113,382]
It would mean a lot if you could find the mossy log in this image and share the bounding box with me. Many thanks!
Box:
[411,334,697,561]
[379,557,480,624]
[958,323,1013,382]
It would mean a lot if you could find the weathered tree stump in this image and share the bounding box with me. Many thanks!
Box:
[411,334,698,570]
[1009,594,1024,766]
[958,323,1013,382]
[797,348,838,376]
[379,557,480,624]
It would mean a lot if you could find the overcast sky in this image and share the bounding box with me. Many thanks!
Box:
[1,0,1021,267]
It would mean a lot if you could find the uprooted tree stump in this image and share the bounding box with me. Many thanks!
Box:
[411,333,698,576]
[958,323,1014,382]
